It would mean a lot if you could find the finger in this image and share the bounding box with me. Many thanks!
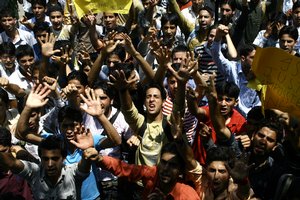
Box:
[79,93,89,104]
[90,88,96,100]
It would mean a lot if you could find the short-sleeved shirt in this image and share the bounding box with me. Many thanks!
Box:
[18,161,88,200]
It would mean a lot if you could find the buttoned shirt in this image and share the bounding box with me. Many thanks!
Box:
[0,29,37,48]
[18,161,89,200]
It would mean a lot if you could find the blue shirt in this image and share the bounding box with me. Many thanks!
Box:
[210,41,261,117]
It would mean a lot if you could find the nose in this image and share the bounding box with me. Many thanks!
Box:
[48,159,53,167]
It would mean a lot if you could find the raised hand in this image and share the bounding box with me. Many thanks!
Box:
[84,11,96,27]
[152,46,172,68]
[103,37,119,54]
[108,70,139,91]
[226,152,252,184]
[26,84,51,109]
[39,33,60,58]
[118,33,136,55]
[70,124,94,150]
[19,16,29,26]
[61,83,78,100]
[198,122,212,140]
[170,54,198,83]
[42,76,58,91]
[79,88,103,117]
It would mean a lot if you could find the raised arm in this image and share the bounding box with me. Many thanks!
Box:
[152,46,172,85]
[15,84,51,145]
[206,76,231,141]
[168,0,194,38]
[88,34,119,87]
[0,77,26,97]
[0,152,24,174]
[120,33,155,81]
[79,88,121,147]
[86,12,104,51]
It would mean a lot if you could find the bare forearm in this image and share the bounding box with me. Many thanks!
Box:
[88,51,106,87]
[225,34,237,59]
[133,52,155,80]
[89,26,103,51]
[97,115,121,145]
[4,84,26,97]
[119,89,133,111]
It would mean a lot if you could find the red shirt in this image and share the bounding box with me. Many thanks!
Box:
[101,156,200,200]
[192,106,246,165]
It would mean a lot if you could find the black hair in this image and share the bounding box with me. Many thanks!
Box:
[142,82,167,101]
[93,80,115,100]
[206,146,234,167]
[110,62,135,79]
[0,9,15,19]
[198,6,214,18]
[161,13,179,27]
[0,127,12,147]
[220,0,236,11]
[109,46,126,62]
[0,88,9,106]
[33,21,51,35]
[160,142,185,171]
[270,12,287,26]
[38,135,67,158]
[292,0,300,11]
[67,70,88,87]
[256,120,284,143]
[57,105,83,124]
[0,42,15,56]
[215,81,240,99]
[31,0,47,7]
[171,44,189,59]
[279,25,299,41]
[48,4,64,15]
[15,45,35,61]
[238,43,256,58]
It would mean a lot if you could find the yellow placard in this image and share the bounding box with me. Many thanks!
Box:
[72,0,133,19]
[251,47,300,118]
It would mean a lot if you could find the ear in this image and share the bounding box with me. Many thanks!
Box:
[234,98,239,106]
[240,55,245,62]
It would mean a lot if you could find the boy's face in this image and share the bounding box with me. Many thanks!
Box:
[162,21,177,40]
[41,149,64,180]
[198,10,213,30]
[103,13,117,29]
[279,34,296,54]
[217,95,238,116]
[18,55,35,74]
[0,53,16,69]
[50,11,63,31]
[0,16,16,32]
[35,30,48,44]
[32,4,46,20]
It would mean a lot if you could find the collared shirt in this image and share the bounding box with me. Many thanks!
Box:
[18,161,89,200]
[8,69,33,91]
[0,29,37,48]
[19,16,52,34]
[253,30,279,48]
[210,41,261,117]
[101,155,200,200]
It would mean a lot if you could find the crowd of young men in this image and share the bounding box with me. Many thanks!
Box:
[0,0,299,199]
